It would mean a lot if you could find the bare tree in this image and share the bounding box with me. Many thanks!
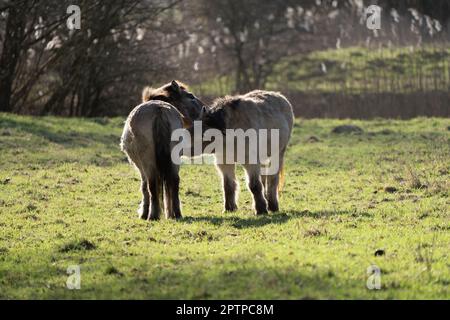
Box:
[0,0,183,116]
[192,0,357,93]
[0,0,40,112]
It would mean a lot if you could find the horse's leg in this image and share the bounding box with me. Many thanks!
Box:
[164,183,172,219]
[243,164,268,215]
[262,174,268,198]
[217,164,238,212]
[266,174,280,212]
[261,172,269,203]
[266,153,284,212]
[164,168,182,219]
[138,172,150,220]
[148,176,161,221]
[170,171,182,219]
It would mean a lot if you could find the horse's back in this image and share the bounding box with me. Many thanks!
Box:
[121,101,183,170]
[234,90,294,142]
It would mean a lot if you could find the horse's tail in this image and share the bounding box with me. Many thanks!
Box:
[153,107,177,198]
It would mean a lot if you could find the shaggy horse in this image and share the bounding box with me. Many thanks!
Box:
[121,81,204,220]
[121,101,183,220]
[144,82,294,215]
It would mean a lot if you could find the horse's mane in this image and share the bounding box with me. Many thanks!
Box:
[210,96,241,111]
[201,95,241,132]
[142,81,189,103]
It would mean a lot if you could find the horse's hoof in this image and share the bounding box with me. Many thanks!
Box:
[255,202,268,215]
[224,204,238,212]
[255,209,268,215]
[166,214,182,220]
[138,210,149,220]
[139,214,149,220]
[138,205,149,220]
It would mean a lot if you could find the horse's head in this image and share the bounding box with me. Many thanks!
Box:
[142,80,204,123]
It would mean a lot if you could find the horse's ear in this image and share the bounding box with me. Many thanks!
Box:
[199,105,207,119]
[171,80,181,94]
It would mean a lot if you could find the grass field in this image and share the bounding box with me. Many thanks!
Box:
[0,113,449,299]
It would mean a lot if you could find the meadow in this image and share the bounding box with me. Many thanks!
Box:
[0,113,448,299]
[194,46,450,96]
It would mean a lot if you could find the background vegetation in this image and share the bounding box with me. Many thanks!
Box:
[0,0,449,118]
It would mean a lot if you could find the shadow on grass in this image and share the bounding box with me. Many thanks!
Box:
[0,257,374,299]
[0,117,118,148]
[181,209,364,229]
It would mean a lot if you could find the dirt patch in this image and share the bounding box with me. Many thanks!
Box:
[59,239,96,253]
[306,136,321,143]
[332,125,363,134]
[105,266,124,277]
[384,186,398,193]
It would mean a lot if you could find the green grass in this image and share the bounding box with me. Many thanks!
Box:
[195,46,450,96]
[0,113,449,299]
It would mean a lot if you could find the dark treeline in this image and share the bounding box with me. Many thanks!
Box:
[0,0,183,116]
[0,0,449,118]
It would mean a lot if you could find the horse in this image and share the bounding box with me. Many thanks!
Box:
[144,81,294,215]
[120,81,204,220]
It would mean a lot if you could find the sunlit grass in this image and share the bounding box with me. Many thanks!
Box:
[0,113,449,299]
